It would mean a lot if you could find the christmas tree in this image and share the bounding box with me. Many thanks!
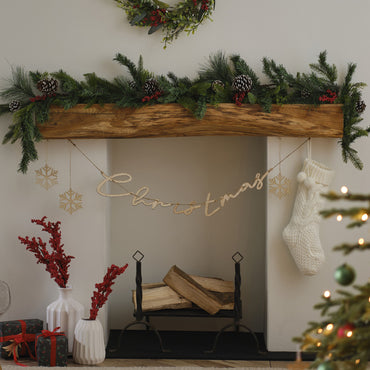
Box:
[295,187,370,369]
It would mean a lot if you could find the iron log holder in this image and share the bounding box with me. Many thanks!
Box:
[112,250,262,355]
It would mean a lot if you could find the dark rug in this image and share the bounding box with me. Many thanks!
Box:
[106,330,315,361]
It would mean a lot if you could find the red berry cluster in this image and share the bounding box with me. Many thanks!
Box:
[233,92,246,107]
[142,90,162,102]
[142,9,166,27]
[89,264,128,320]
[192,0,209,10]
[18,217,74,288]
[29,93,56,103]
[201,0,209,11]
[319,89,338,103]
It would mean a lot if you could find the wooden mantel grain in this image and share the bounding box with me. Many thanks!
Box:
[38,103,343,139]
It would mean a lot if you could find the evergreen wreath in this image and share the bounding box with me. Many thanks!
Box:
[0,51,368,173]
[113,0,215,47]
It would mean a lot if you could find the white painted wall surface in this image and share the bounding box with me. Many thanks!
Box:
[0,0,369,351]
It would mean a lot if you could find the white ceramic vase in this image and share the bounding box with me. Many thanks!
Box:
[72,318,105,365]
[46,286,84,353]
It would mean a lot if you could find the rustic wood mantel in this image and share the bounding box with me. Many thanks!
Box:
[38,103,343,139]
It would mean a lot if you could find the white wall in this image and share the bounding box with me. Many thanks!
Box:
[0,0,369,352]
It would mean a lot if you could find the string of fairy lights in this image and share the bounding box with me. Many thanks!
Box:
[336,185,369,246]
[314,286,368,365]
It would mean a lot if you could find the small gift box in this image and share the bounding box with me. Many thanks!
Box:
[36,328,68,367]
[0,319,43,363]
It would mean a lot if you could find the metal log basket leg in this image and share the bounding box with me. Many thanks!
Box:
[110,250,168,353]
[205,252,263,354]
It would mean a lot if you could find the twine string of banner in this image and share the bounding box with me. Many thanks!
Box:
[68,138,309,216]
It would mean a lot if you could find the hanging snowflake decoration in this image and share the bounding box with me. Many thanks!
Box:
[269,173,291,199]
[35,163,58,190]
[59,188,83,215]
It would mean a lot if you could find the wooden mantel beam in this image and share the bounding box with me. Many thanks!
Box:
[38,103,343,139]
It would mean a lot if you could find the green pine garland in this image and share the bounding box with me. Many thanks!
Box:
[0,51,368,173]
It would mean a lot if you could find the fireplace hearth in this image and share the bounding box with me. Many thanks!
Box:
[106,329,315,361]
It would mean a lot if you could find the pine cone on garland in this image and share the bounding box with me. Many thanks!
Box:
[129,80,137,89]
[143,78,160,96]
[355,100,366,113]
[211,80,225,92]
[301,89,311,99]
[232,75,253,93]
[9,100,21,112]
[37,77,58,95]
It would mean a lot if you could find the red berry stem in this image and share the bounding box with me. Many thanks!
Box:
[18,217,74,288]
[89,264,129,320]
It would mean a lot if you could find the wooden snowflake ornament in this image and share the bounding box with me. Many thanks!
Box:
[59,188,83,215]
[269,173,291,199]
[35,163,58,190]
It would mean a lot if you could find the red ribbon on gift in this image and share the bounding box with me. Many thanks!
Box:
[0,320,36,367]
[36,327,65,367]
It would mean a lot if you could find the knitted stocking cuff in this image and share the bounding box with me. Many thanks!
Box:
[300,158,335,187]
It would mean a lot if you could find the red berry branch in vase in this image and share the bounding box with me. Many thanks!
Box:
[89,264,128,320]
[18,216,74,288]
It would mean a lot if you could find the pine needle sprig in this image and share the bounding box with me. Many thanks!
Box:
[309,50,338,84]
[79,73,123,106]
[1,66,35,102]
[198,51,234,84]
[262,57,295,87]
[261,57,298,105]
[321,191,370,203]
[14,105,39,173]
[114,53,138,79]
[333,242,370,255]
[50,70,84,110]
[51,70,81,94]
[339,63,357,102]
[167,71,179,85]
[195,95,207,119]
[320,206,369,220]
[114,53,152,88]
[29,71,45,86]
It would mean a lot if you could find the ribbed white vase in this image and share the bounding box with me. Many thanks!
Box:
[46,286,84,353]
[72,318,105,365]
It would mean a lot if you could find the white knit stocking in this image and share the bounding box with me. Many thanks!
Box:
[282,159,334,276]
